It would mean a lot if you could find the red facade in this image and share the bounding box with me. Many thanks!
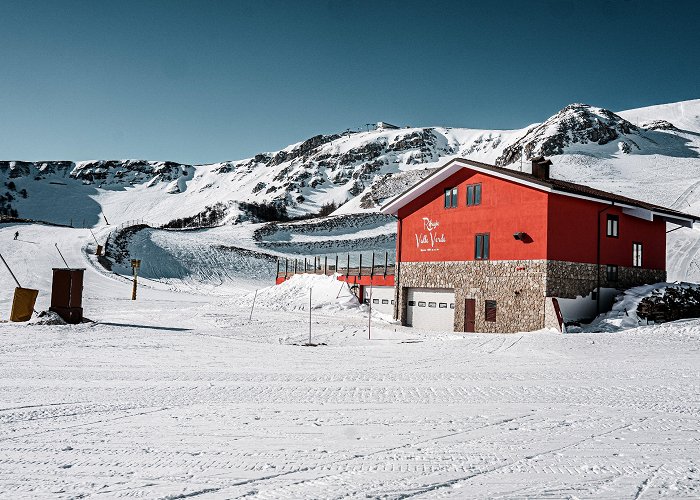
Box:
[396,167,666,270]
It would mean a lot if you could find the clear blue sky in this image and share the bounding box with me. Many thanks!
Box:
[1,0,698,164]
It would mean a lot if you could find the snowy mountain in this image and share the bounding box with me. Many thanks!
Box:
[2,99,700,282]
[0,99,700,281]
[495,103,692,165]
[2,99,699,229]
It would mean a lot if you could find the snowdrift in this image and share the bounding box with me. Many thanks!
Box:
[582,282,700,332]
[239,274,361,313]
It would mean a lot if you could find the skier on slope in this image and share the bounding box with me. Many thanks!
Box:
[13,231,18,240]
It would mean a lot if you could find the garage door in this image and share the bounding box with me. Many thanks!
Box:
[363,286,395,317]
[406,288,455,331]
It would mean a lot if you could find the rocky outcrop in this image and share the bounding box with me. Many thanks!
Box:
[497,104,639,166]
[641,120,679,132]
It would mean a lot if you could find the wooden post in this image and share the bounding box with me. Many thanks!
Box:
[324,256,328,275]
[131,259,141,300]
[368,282,373,340]
[304,258,307,273]
[370,252,375,277]
[359,254,362,277]
[335,255,338,274]
[285,258,288,278]
[294,259,298,274]
[384,251,388,276]
[276,259,280,278]
[346,254,350,278]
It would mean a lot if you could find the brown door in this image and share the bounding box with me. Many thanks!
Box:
[464,298,476,332]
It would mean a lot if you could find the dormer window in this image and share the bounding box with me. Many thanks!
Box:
[444,187,458,208]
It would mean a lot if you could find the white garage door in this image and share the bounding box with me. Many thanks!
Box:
[363,286,395,317]
[406,288,455,331]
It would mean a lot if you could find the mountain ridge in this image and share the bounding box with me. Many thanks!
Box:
[1,99,699,227]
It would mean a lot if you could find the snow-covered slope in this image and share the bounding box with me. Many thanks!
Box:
[2,99,700,281]
[0,126,521,226]
[1,223,700,499]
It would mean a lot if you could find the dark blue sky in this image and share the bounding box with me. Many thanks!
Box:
[1,0,698,164]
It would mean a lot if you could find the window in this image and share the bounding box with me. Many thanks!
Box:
[485,300,497,322]
[633,242,643,267]
[606,214,619,238]
[475,233,490,260]
[428,302,436,308]
[381,299,389,304]
[444,187,458,208]
[363,299,369,304]
[418,301,426,307]
[606,264,618,283]
[391,300,394,305]
[449,303,455,309]
[467,183,482,206]
[408,300,416,306]
[373,299,379,304]
[439,303,447,308]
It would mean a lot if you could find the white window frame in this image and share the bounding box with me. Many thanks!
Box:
[632,242,643,267]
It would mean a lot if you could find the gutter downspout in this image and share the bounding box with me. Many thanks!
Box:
[596,202,615,316]
[393,215,402,321]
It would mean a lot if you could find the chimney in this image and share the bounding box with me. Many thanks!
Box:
[531,156,553,180]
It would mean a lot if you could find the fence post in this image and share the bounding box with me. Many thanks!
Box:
[346,254,350,278]
[335,255,338,274]
[285,258,288,278]
[324,256,328,275]
[249,289,258,321]
[359,254,362,277]
[384,251,388,277]
[368,282,373,340]
[370,252,375,278]
[308,287,312,345]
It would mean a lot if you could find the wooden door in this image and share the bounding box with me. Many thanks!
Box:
[464,298,476,332]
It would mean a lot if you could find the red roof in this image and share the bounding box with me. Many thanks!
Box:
[380,158,698,226]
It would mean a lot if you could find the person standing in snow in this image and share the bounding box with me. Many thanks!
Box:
[13,231,18,240]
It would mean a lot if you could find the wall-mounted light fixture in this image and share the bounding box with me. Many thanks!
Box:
[513,232,527,240]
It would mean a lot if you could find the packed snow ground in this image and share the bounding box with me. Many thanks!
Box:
[1,224,699,499]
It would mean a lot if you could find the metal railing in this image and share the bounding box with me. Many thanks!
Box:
[277,252,395,279]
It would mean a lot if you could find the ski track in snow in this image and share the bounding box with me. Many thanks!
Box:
[0,225,698,498]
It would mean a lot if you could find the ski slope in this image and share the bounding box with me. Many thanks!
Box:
[2,100,700,497]
[0,222,699,498]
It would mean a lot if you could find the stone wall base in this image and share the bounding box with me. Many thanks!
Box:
[397,260,665,333]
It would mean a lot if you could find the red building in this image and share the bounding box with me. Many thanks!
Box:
[380,157,697,332]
